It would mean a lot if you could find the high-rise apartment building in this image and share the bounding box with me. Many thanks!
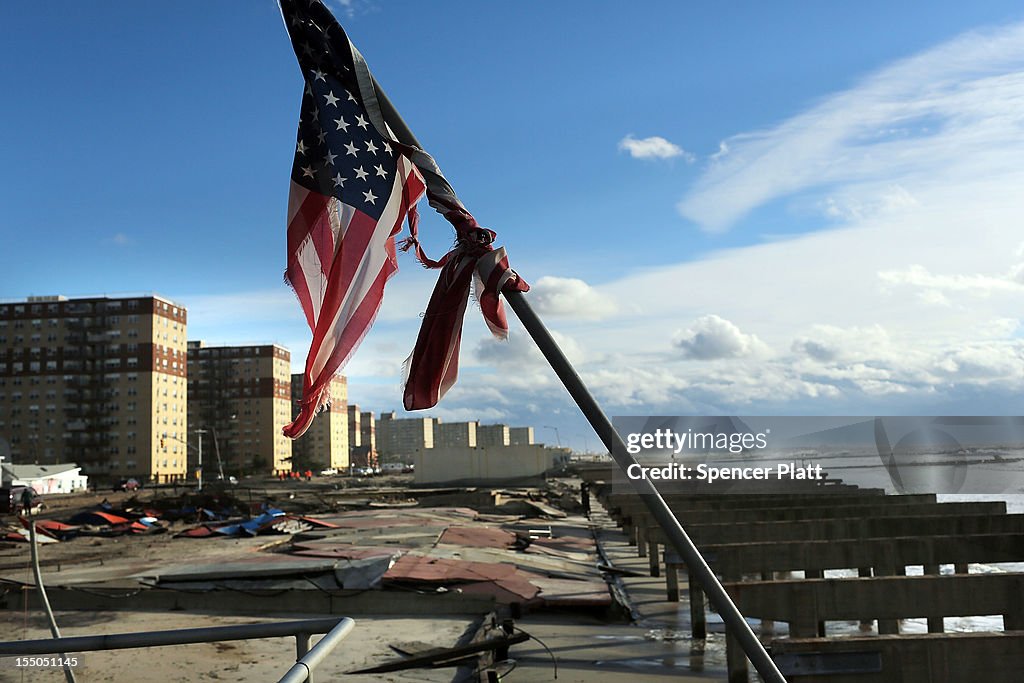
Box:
[290,373,349,472]
[0,295,188,483]
[360,410,376,454]
[348,405,361,452]
[187,342,292,475]
[435,421,478,449]
[347,404,377,468]
[509,427,535,446]
[477,424,510,447]
[377,412,434,460]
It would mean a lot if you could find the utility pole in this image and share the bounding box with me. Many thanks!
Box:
[194,429,205,492]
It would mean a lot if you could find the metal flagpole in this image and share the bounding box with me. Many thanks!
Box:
[504,291,785,683]
[367,79,785,683]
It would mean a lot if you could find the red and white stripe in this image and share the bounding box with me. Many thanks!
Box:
[475,247,519,338]
[284,155,425,438]
[401,245,528,411]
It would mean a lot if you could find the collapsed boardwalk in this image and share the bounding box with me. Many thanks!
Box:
[581,465,1024,683]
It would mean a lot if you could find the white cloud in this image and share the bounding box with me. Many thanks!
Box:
[474,326,586,371]
[678,22,1024,232]
[528,276,617,320]
[619,134,694,161]
[934,342,1024,381]
[792,338,839,362]
[820,185,919,222]
[791,325,892,364]
[673,315,766,360]
[879,264,1024,295]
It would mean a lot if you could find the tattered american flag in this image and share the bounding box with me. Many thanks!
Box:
[279,0,528,439]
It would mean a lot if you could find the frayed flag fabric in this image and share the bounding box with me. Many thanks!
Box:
[279,0,527,437]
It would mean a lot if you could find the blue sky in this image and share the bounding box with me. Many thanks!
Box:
[4,1,1024,452]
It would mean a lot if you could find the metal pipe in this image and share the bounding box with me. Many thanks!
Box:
[26,515,77,683]
[503,289,786,683]
[278,618,356,683]
[367,62,784,683]
[0,618,349,656]
[295,632,311,683]
[296,632,310,659]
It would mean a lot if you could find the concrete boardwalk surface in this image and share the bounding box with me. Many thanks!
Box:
[510,505,732,682]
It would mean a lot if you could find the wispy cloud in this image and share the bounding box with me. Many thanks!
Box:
[678,22,1024,232]
[879,264,1024,295]
[619,134,694,161]
[327,0,357,19]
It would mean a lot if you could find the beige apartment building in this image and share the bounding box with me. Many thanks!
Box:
[0,295,188,484]
[377,412,434,461]
[477,424,510,447]
[435,420,478,449]
[290,373,349,472]
[347,404,377,469]
[509,427,535,445]
[187,342,292,475]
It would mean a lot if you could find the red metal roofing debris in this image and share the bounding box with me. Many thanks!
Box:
[18,518,78,540]
[384,555,520,583]
[383,555,541,603]
[437,526,518,549]
[458,578,540,603]
[33,519,78,532]
[176,525,218,538]
[71,510,130,525]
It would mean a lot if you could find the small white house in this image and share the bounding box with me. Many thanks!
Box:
[1,463,88,494]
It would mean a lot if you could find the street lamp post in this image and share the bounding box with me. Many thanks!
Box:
[543,425,561,447]
[167,428,225,492]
